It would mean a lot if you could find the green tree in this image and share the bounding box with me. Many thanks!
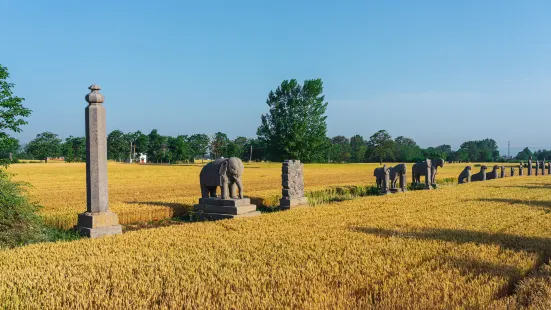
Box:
[188,134,210,162]
[329,135,351,163]
[107,130,129,161]
[350,135,366,163]
[516,147,533,161]
[0,65,32,166]
[167,135,191,162]
[243,138,266,162]
[364,130,395,163]
[209,132,230,159]
[0,136,20,162]
[62,136,86,162]
[147,129,168,163]
[226,136,248,159]
[257,79,328,163]
[395,136,422,162]
[26,132,62,160]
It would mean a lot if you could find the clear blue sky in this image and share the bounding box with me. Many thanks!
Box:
[2,0,550,154]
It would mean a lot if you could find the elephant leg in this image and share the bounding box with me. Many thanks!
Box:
[209,187,216,198]
[201,184,209,198]
[235,178,243,199]
[230,182,237,199]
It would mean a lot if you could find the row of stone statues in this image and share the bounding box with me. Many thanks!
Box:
[458,158,551,184]
[374,158,445,194]
[194,158,308,220]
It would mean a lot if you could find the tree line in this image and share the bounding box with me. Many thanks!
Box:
[1,77,544,164]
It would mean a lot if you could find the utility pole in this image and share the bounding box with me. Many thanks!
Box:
[508,141,510,159]
[249,145,252,162]
[129,141,133,163]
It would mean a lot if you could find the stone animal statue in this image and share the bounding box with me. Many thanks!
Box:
[199,157,244,199]
[471,166,488,182]
[412,159,432,184]
[374,167,385,189]
[458,166,471,184]
[388,163,407,189]
[486,165,499,180]
[430,158,445,184]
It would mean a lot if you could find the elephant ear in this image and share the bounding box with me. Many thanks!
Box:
[219,161,228,176]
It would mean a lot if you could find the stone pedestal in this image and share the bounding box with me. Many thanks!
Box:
[279,160,308,210]
[77,211,122,238]
[76,85,121,238]
[280,197,309,209]
[194,197,260,220]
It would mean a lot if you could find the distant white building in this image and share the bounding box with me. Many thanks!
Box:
[138,153,147,164]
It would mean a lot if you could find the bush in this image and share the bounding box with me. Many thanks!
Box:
[0,170,48,248]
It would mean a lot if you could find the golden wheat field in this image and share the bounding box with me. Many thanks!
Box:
[8,162,486,229]
[1,175,551,308]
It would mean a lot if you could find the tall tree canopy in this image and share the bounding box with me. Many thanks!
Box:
[364,130,395,163]
[257,79,328,163]
[0,65,32,166]
[26,132,62,160]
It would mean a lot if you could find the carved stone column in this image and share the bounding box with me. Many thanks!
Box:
[76,84,122,238]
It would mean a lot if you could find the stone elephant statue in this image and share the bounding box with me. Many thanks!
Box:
[412,159,432,184]
[429,158,445,184]
[374,167,385,188]
[200,157,244,199]
[388,163,407,189]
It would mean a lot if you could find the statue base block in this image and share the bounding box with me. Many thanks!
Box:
[194,197,260,221]
[76,211,122,238]
[279,196,309,210]
[389,188,407,193]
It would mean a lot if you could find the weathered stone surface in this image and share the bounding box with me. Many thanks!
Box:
[198,197,251,207]
[412,159,432,189]
[519,162,524,176]
[279,160,308,209]
[388,163,407,192]
[528,157,533,175]
[194,197,259,220]
[78,225,122,238]
[536,160,540,176]
[200,157,244,199]
[194,203,257,215]
[280,197,309,209]
[458,166,472,184]
[500,166,505,178]
[542,159,546,175]
[77,211,120,228]
[471,166,487,182]
[486,165,499,180]
[196,211,261,221]
[77,85,121,238]
[511,167,516,177]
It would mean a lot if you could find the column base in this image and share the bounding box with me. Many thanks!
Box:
[279,197,309,210]
[194,197,260,221]
[76,211,122,238]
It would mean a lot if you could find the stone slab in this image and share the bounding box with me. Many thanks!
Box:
[194,203,257,215]
[77,211,120,229]
[279,196,309,209]
[389,188,406,193]
[198,197,251,207]
[196,211,261,221]
[77,225,122,238]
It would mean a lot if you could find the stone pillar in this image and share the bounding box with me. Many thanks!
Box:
[381,165,390,194]
[425,164,432,189]
[548,162,551,175]
[510,167,515,177]
[500,166,505,178]
[542,159,546,175]
[279,160,308,209]
[528,158,533,175]
[399,171,407,192]
[519,164,524,176]
[76,85,122,238]
[536,161,540,176]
